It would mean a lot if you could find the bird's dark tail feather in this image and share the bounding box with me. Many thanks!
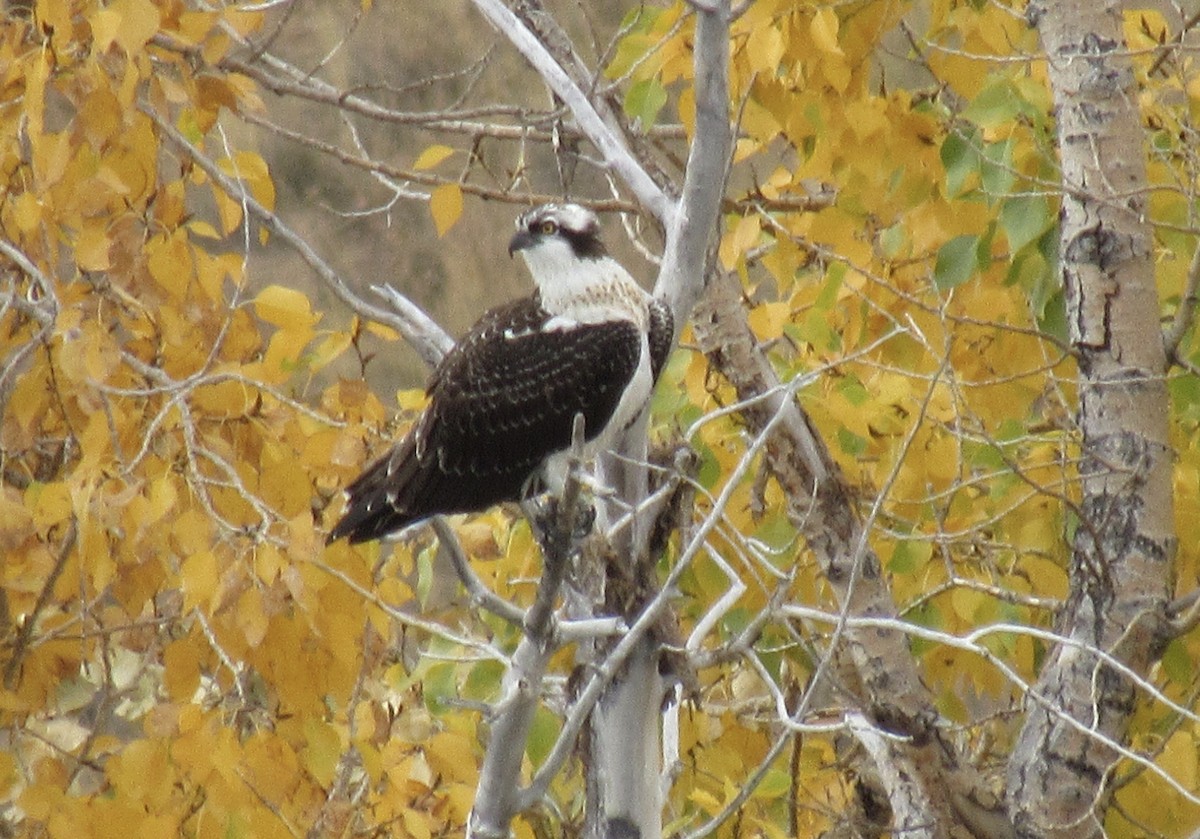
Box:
[326,437,427,544]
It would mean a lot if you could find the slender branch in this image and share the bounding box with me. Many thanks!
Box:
[3,517,77,689]
[0,237,59,422]
[1164,232,1200,361]
[468,415,589,839]
[1146,7,1200,77]
[431,517,524,626]
[780,605,1200,808]
[469,0,675,226]
[144,104,453,368]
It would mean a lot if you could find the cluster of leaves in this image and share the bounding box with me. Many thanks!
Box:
[3,1,1200,838]
[0,3,490,837]
[614,1,1200,835]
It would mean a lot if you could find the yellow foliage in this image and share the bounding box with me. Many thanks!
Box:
[1,1,1198,836]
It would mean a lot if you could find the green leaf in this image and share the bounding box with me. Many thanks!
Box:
[880,222,907,258]
[836,426,866,456]
[940,130,980,197]
[934,234,980,290]
[756,768,792,800]
[420,660,458,713]
[816,261,846,310]
[837,374,869,406]
[462,659,505,702]
[624,77,668,128]
[526,706,560,767]
[1000,194,1051,253]
[962,77,1024,129]
[1161,639,1194,685]
[980,138,1015,199]
[1036,287,1067,343]
[789,308,839,351]
[890,539,932,575]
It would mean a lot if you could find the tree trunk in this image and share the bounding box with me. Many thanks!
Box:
[1008,2,1177,836]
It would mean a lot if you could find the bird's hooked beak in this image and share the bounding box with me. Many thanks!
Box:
[508,229,536,257]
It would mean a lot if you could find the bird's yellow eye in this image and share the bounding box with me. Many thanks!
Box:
[540,220,557,235]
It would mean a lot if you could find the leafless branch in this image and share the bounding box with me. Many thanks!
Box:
[1164,232,1200,361]
[470,0,675,225]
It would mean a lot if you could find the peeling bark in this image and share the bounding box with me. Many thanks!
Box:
[1008,2,1176,836]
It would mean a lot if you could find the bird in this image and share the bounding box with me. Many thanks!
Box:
[327,203,674,545]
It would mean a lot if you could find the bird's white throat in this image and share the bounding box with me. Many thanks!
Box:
[519,241,648,329]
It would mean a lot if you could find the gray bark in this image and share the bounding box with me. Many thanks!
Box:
[1008,2,1177,836]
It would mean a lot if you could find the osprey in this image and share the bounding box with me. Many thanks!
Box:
[327,203,674,544]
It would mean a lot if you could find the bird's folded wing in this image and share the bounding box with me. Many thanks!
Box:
[421,305,643,482]
[327,300,642,543]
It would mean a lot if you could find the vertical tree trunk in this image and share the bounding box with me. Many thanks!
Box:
[1008,2,1176,836]
[580,3,732,837]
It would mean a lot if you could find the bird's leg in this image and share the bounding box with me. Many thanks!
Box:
[522,413,599,551]
[522,495,596,545]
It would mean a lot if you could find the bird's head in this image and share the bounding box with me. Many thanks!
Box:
[508,203,608,266]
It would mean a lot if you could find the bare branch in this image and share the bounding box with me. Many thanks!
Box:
[469,0,675,225]
[1164,232,1200,361]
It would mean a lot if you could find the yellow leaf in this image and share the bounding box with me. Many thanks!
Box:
[146,231,193,297]
[0,750,16,795]
[810,7,843,56]
[27,482,72,529]
[211,183,244,234]
[236,586,269,647]
[12,192,42,234]
[746,24,784,76]
[172,509,213,555]
[718,214,761,270]
[75,223,111,271]
[366,321,400,341]
[430,183,463,237]
[303,718,341,786]
[147,476,178,523]
[311,330,352,371]
[111,0,162,54]
[218,151,275,211]
[689,786,724,814]
[254,284,317,329]
[402,808,432,839]
[414,144,455,170]
[457,520,500,559]
[163,640,201,702]
[176,11,218,45]
[181,550,218,610]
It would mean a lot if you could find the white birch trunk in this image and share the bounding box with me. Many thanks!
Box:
[1008,2,1177,835]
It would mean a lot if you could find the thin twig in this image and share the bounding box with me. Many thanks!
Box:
[144,104,453,368]
[1164,233,1200,361]
[431,517,525,626]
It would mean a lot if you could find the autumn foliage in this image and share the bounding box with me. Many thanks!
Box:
[2,1,1200,838]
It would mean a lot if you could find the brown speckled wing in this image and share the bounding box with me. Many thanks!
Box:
[328,296,641,544]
